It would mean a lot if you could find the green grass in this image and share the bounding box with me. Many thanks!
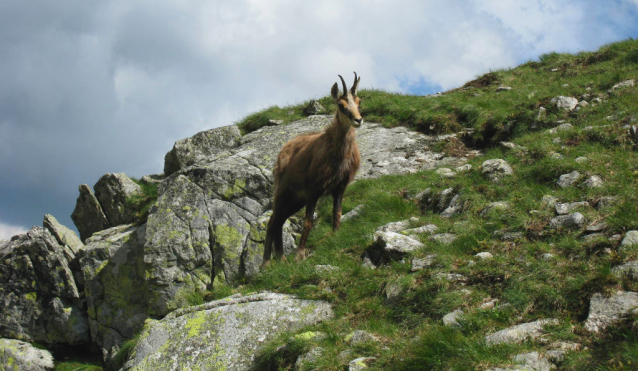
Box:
[226,38,638,370]
[127,178,158,222]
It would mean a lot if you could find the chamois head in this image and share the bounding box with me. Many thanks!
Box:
[331,72,363,128]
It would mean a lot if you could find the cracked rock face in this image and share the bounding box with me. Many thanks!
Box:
[78,224,150,367]
[93,173,143,226]
[0,338,54,371]
[145,117,471,316]
[122,293,333,371]
[0,228,88,345]
[71,184,111,242]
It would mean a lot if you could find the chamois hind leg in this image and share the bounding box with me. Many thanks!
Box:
[263,195,303,265]
[296,197,318,261]
[332,185,347,232]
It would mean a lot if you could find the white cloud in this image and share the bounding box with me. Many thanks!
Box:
[0,222,28,240]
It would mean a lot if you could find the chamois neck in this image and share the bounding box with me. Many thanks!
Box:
[326,113,354,141]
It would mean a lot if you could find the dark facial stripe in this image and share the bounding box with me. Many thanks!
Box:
[338,104,354,119]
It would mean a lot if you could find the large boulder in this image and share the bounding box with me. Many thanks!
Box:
[43,214,83,254]
[78,224,150,366]
[145,117,471,316]
[0,228,89,345]
[122,293,333,371]
[164,125,242,176]
[71,184,111,242]
[584,291,638,333]
[0,338,54,371]
[93,173,143,226]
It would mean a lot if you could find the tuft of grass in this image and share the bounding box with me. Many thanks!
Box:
[127,178,158,222]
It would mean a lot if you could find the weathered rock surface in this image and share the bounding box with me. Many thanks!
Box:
[482,159,513,182]
[512,352,556,371]
[554,96,578,111]
[554,201,589,215]
[549,212,585,230]
[145,117,470,316]
[621,231,638,248]
[0,338,54,371]
[612,261,638,280]
[0,228,88,345]
[344,330,379,346]
[122,292,333,371]
[442,310,464,327]
[429,233,458,245]
[349,357,376,371]
[411,255,437,271]
[93,173,143,226]
[366,231,424,265]
[481,201,510,218]
[71,184,111,242]
[584,291,638,332]
[78,224,150,366]
[556,171,581,188]
[485,319,558,345]
[43,214,83,254]
[164,125,242,176]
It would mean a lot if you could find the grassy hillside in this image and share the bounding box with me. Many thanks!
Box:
[228,39,638,370]
[56,38,638,370]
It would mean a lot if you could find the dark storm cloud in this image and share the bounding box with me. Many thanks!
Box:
[1,0,637,238]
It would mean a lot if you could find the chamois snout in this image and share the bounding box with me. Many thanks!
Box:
[353,117,363,128]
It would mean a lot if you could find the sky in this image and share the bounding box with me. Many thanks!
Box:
[1,0,638,239]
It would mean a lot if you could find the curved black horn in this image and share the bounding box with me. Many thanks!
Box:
[351,71,359,94]
[338,75,348,96]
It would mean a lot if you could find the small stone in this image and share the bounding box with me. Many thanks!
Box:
[440,194,464,218]
[442,310,464,327]
[583,175,604,188]
[411,255,437,271]
[549,212,585,230]
[496,86,513,92]
[549,152,564,160]
[402,224,438,236]
[586,221,607,232]
[574,156,588,163]
[555,96,578,111]
[485,319,559,345]
[385,283,403,303]
[608,79,635,92]
[595,196,616,210]
[562,84,570,87]
[537,107,547,121]
[303,100,325,115]
[542,195,559,207]
[345,330,379,346]
[482,159,513,182]
[541,253,556,260]
[362,254,376,270]
[349,357,376,371]
[480,298,500,309]
[551,68,559,72]
[557,171,581,188]
[621,231,638,247]
[612,261,638,280]
[548,123,573,133]
[295,347,325,369]
[475,252,493,260]
[500,141,527,151]
[554,201,589,215]
[481,201,510,218]
[585,291,638,332]
[435,168,456,177]
[341,204,364,223]
[266,119,284,126]
[455,164,472,172]
[578,100,589,108]
[429,233,458,245]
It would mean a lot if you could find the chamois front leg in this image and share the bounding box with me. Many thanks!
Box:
[296,198,318,261]
[332,187,346,232]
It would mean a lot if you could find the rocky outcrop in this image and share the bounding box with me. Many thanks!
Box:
[0,338,54,371]
[43,214,83,254]
[584,291,638,333]
[71,184,111,242]
[93,173,143,226]
[0,227,88,345]
[144,117,469,316]
[78,224,150,366]
[164,125,242,176]
[122,293,333,371]
[486,319,558,345]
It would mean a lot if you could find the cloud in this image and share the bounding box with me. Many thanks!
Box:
[0,222,29,240]
[1,0,637,232]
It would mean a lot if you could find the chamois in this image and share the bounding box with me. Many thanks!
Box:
[263,72,363,263]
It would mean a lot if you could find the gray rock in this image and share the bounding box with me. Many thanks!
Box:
[429,233,458,245]
[556,171,581,188]
[123,293,333,371]
[375,218,416,234]
[582,233,606,243]
[368,231,424,263]
[541,253,556,260]
[385,282,404,303]
[586,221,607,232]
[43,214,83,254]
[545,350,566,363]
[583,175,604,188]
[512,352,555,371]
[78,224,150,365]
[435,167,456,177]
[548,123,573,134]
[496,86,512,92]
[349,357,376,371]
[0,338,54,371]
[486,319,559,345]
[0,228,88,345]
[295,346,324,370]
[435,273,467,282]
[584,291,638,332]
[621,231,638,247]
[481,201,510,218]
[71,184,111,242]
[475,252,493,260]
[455,164,472,172]
[575,156,588,163]
[493,229,524,241]
[402,224,438,236]
[94,173,143,226]
[140,173,166,185]
[267,119,283,126]
[442,310,464,327]
[480,299,500,309]
[595,196,616,210]
[554,201,589,215]
[440,194,464,218]
[345,330,379,346]
[537,107,547,121]
[549,152,564,160]
[411,255,437,271]
[341,204,364,222]
[578,100,589,108]
[482,159,513,182]
[608,79,635,92]
[554,96,578,111]
[303,100,325,115]
[612,261,638,280]
[542,195,559,208]
[164,124,242,176]
[549,212,585,230]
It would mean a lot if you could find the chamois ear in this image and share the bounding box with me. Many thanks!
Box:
[331,82,340,102]
[351,72,360,95]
